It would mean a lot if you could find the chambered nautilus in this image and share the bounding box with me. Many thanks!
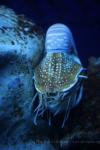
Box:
[32,23,87,128]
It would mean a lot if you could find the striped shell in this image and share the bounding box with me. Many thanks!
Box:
[45,23,74,53]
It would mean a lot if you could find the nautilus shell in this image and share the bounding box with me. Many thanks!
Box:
[33,23,86,127]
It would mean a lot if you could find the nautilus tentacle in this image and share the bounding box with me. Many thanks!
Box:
[33,23,86,127]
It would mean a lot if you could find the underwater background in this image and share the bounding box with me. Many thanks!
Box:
[0,0,100,150]
[0,0,100,65]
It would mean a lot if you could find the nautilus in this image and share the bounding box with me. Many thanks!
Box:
[33,23,87,128]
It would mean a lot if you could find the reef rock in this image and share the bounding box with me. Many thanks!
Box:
[88,56,100,77]
[58,56,100,149]
[0,6,44,68]
[0,142,55,150]
[0,6,18,28]
[0,6,45,146]
[0,118,55,149]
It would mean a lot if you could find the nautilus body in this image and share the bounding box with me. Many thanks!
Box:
[33,23,86,127]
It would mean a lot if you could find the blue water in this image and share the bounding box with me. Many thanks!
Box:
[0,1,99,149]
[0,0,99,66]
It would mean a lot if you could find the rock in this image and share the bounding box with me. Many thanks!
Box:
[0,118,52,144]
[59,56,100,149]
[60,131,100,149]
[0,142,55,150]
[0,6,18,28]
[0,6,44,145]
[0,6,44,68]
[88,56,100,77]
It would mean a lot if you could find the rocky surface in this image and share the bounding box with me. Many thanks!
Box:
[0,6,44,122]
[0,6,18,28]
[0,6,55,150]
[58,56,100,149]
[0,142,55,150]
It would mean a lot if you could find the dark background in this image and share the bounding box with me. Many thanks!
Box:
[0,0,100,66]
